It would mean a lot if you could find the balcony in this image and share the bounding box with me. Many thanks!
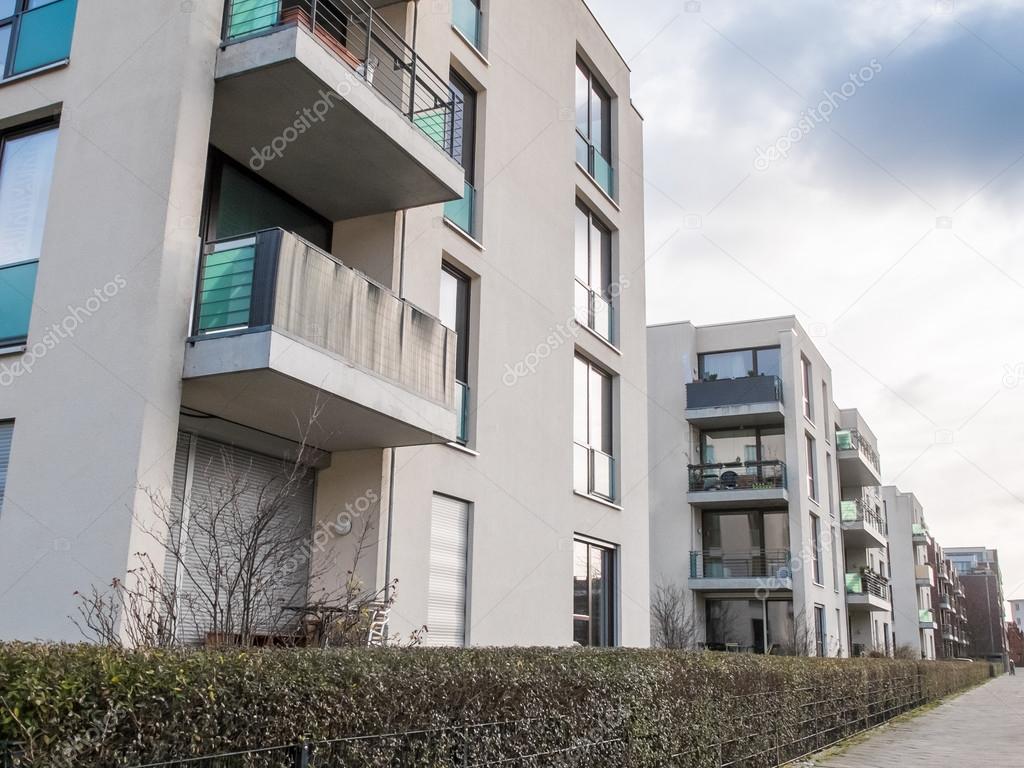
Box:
[919,609,937,629]
[912,522,931,545]
[835,428,882,486]
[211,0,464,220]
[686,460,788,509]
[0,261,38,348]
[182,229,458,450]
[689,550,793,592]
[444,180,477,239]
[685,376,784,428]
[839,499,887,548]
[915,563,935,587]
[1,0,78,81]
[845,570,891,612]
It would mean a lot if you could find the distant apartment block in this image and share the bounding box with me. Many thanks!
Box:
[648,317,850,656]
[833,408,892,657]
[884,488,938,659]
[1010,598,1024,632]
[946,547,1009,665]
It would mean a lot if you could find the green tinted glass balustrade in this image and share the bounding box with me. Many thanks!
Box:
[836,429,855,451]
[0,261,39,345]
[840,500,858,522]
[592,150,614,197]
[197,243,256,333]
[845,572,863,594]
[225,0,280,39]
[919,609,934,624]
[444,180,475,236]
[455,380,469,444]
[452,0,481,48]
[10,0,78,76]
[413,107,449,151]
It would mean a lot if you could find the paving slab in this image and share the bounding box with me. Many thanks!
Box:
[809,675,1023,767]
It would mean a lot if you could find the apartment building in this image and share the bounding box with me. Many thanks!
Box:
[1010,598,1024,632]
[932,545,970,659]
[0,0,651,647]
[884,488,937,659]
[833,408,893,657]
[647,317,849,656]
[947,547,1009,665]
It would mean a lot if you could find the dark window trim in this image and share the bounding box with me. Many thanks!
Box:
[201,147,331,248]
[575,57,612,163]
[572,536,617,647]
[697,345,782,380]
[441,261,471,383]
[449,70,477,184]
[698,424,783,466]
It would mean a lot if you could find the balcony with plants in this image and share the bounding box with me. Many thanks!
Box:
[686,346,784,427]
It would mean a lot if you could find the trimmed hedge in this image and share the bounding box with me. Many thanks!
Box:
[0,644,991,767]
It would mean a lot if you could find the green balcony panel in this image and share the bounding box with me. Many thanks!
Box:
[592,150,614,197]
[0,261,39,345]
[197,244,255,333]
[413,107,448,151]
[444,180,475,236]
[840,499,857,522]
[11,0,78,76]
[836,429,854,451]
[845,572,863,594]
[452,0,481,48]
[226,0,280,39]
[455,380,469,444]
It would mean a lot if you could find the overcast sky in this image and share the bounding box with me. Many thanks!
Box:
[587,0,1024,611]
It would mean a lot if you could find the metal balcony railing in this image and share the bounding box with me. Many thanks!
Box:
[839,498,887,535]
[222,0,459,159]
[845,570,889,601]
[192,228,457,408]
[835,428,881,473]
[689,549,792,580]
[687,460,787,492]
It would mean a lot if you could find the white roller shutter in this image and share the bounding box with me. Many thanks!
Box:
[166,434,314,644]
[0,422,12,516]
[426,493,469,647]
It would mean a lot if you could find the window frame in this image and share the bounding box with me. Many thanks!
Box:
[805,432,818,501]
[440,262,472,445]
[697,345,782,381]
[814,604,826,657]
[574,200,614,342]
[572,536,616,647]
[1,0,72,80]
[575,58,613,182]
[810,512,823,585]
[801,355,813,420]
[573,353,616,501]
[0,420,12,519]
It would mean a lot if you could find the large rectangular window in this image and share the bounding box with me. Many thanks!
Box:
[705,598,794,654]
[1,0,78,80]
[0,120,58,347]
[0,421,12,517]
[814,605,826,656]
[573,538,615,647]
[575,59,613,196]
[801,355,813,419]
[574,201,613,342]
[806,433,818,500]
[810,513,822,585]
[440,264,471,445]
[698,346,781,381]
[700,510,789,578]
[574,354,615,500]
[444,71,478,237]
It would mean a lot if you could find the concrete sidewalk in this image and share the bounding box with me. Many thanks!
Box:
[808,674,1022,767]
